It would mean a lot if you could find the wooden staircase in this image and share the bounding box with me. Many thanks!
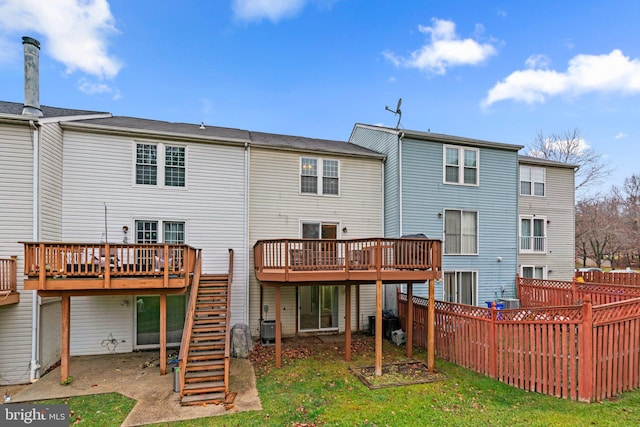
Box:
[179,250,233,406]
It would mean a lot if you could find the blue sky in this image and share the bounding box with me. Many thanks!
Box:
[1,1,639,195]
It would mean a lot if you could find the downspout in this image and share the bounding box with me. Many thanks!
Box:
[244,142,250,325]
[30,119,41,382]
[398,132,404,237]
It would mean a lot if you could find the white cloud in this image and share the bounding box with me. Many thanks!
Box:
[0,0,121,79]
[77,78,120,99]
[383,18,498,75]
[614,132,626,140]
[232,0,308,22]
[483,49,640,107]
[525,54,551,69]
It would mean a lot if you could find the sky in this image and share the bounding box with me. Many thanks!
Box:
[0,0,639,197]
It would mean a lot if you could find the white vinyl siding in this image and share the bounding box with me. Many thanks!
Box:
[444,210,478,255]
[250,148,382,336]
[0,121,35,384]
[519,160,575,280]
[444,145,478,186]
[520,166,545,196]
[61,130,246,353]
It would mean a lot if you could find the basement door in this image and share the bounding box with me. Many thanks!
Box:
[134,220,186,349]
[298,222,339,331]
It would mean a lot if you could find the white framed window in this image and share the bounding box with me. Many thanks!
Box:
[521,265,546,279]
[135,220,186,243]
[135,142,186,188]
[520,166,545,196]
[444,145,478,186]
[520,216,546,253]
[444,209,478,255]
[300,157,340,195]
[443,271,478,305]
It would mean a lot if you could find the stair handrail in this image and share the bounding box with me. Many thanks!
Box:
[178,248,202,397]
[223,248,234,395]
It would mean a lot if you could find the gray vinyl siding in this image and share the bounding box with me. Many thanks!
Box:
[400,138,519,303]
[60,130,247,354]
[249,147,383,336]
[0,121,34,385]
[519,163,576,280]
[349,126,400,237]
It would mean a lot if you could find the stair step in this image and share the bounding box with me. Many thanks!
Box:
[183,380,225,393]
[189,340,224,351]
[190,334,225,343]
[194,315,227,322]
[186,361,224,372]
[194,311,226,317]
[195,307,227,314]
[188,349,224,359]
[185,370,225,381]
[181,391,226,406]
[191,323,227,337]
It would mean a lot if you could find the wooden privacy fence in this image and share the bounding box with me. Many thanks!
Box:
[576,270,639,286]
[518,276,640,307]
[398,283,640,402]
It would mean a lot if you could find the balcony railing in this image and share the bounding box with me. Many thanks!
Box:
[22,242,198,292]
[0,256,19,305]
[520,236,546,253]
[254,238,442,284]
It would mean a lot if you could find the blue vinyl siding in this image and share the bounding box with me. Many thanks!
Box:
[351,126,520,306]
[349,126,401,237]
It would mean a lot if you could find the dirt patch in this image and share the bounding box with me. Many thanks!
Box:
[350,360,447,389]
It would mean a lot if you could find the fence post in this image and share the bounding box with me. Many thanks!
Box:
[572,277,578,303]
[578,296,593,402]
[489,302,497,378]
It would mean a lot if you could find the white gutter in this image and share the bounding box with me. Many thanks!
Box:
[29,119,41,382]
[244,142,250,325]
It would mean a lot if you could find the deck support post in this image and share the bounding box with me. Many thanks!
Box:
[375,278,382,376]
[275,286,282,368]
[61,295,70,383]
[160,294,167,375]
[427,278,435,372]
[407,282,413,358]
[345,284,351,362]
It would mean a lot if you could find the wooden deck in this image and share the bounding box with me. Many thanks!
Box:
[254,237,442,376]
[0,256,19,306]
[22,242,198,295]
[254,237,442,285]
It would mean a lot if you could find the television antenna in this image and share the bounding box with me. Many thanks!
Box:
[385,97,402,129]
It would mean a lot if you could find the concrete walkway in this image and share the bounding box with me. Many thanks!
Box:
[8,351,261,426]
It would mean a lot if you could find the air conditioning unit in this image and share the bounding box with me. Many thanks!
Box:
[260,320,277,346]
[498,298,520,309]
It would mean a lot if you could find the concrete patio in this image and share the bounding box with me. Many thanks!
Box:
[5,351,261,426]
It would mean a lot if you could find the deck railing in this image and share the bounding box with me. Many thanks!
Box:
[254,237,441,280]
[0,256,17,294]
[22,242,198,291]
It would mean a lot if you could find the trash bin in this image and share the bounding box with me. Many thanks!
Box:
[172,366,180,393]
[368,315,376,336]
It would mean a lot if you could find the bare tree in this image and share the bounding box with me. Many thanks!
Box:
[575,195,620,268]
[526,128,611,199]
[612,174,640,267]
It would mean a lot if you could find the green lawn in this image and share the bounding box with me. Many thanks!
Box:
[39,335,640,426]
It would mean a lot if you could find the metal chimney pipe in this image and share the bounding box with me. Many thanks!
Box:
[22,36,43,117]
